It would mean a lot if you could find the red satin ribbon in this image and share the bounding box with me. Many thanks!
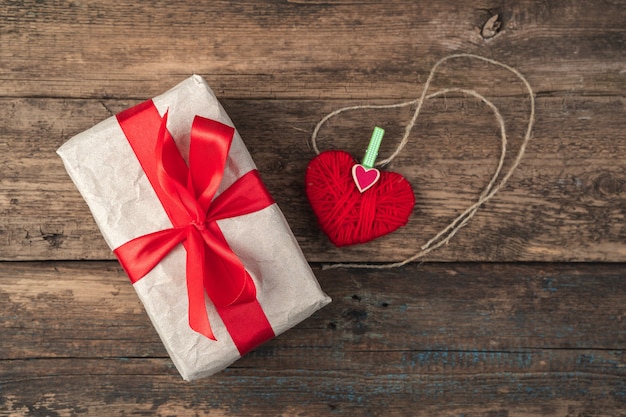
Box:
[113,100,275,354]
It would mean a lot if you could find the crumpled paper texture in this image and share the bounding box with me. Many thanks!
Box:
[57,75,331,380]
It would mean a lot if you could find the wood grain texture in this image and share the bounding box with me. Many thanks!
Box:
[1,261,625,416]
[1,95,625,262]
[1,0,624,99]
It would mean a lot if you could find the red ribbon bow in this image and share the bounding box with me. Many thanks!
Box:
[114,101,274,344]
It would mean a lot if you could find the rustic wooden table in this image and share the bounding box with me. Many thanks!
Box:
[1,1,625,416]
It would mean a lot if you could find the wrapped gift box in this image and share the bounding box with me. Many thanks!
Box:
[57,75,331,380]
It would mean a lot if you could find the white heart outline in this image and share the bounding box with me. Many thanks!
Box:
[351,164,381,193]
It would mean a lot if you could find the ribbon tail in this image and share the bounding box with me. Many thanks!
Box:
[187,228,216,340]
[114,228,187,284]
[200,222,256,308]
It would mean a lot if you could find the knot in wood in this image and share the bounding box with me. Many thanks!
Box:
[481,14,502,39]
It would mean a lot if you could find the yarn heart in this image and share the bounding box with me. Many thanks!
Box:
[305,150,415,246]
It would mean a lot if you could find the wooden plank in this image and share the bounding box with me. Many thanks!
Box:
[1,96,625,262]
[2,262,625,359]
[1,261,625,415]
[1,357,625,416]
[1,0,624,99]
[2,261,626,358]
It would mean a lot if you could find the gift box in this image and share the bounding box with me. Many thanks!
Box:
[57,75,331,380]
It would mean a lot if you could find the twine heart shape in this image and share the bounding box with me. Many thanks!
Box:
[308,54,535,268]
[306,150,414,246]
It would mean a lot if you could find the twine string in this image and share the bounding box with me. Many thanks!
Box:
[310,53,535,269]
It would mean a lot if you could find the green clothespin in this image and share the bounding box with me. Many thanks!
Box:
[352,127,384,192]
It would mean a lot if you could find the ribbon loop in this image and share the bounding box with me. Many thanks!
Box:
[189,117,235,211]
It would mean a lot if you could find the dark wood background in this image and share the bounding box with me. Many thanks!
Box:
[1,1,625,415]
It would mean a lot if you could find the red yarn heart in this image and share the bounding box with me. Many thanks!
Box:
[305,150,415,246]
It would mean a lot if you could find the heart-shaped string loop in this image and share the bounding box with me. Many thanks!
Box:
[310,53,536,269]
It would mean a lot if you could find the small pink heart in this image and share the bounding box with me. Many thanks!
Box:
[352,164,381,193]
